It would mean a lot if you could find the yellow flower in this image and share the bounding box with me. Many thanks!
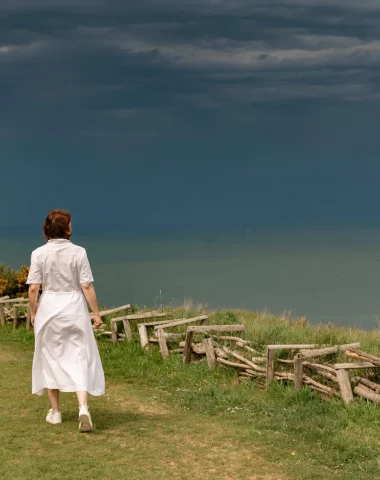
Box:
[291,451,296,456]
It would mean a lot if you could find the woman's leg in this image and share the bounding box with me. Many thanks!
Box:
[47,389,60,412]
[77,391,92,432]
[76,391,88,407]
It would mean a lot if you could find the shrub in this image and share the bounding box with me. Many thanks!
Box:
[0,264,30,298]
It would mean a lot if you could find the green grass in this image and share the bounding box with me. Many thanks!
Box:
[1,309,380,479]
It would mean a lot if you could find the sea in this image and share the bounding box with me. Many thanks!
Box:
[2,227,380,330]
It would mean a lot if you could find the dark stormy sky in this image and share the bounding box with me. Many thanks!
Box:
[1,1,380,232]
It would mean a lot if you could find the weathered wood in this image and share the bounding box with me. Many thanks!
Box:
[125,311,167,320]
[154,315,208,331]
[244,369,267,378]
[336,369,354,405]
[216,357,248,369]
[334,362,375,370]
[294,354,304,392]
[304,376,339,396]
[157,328,169,360]
[138,325,149,350]
[26,304,31,332]
[251,357,266,363]
[274,371,295,380]
[267,344,317,350]
[352,377,380,393]
[306,368,338,383]
[203,338,216,369]
[266,344,317,389]
[0,297,29,304]
[300,343,360,359]
[278,359,294,364]
[236,342,259,354]
[212,336,250,344]
[222,346,266,372]
[302,363,338,383]
[192,343,206,355]
[111,321,118,344]
[159,332,186,341]
[137,319,173,327]
[179,341,205,354]
[152,335,183,343]
[353,384,380,403]
[346,349,380,366]
[0,304,5,327]
[13,305,18,330]
[183,329,195,364]
[122,319,133,341]
[187,324,245,333]
[0,296,10,301]
[266,347,276,387]
[303,362,337,374]
[214,348,229,359]
[345,351,370,362]
[91,304,131,319]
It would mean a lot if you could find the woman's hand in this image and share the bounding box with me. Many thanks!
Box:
[31,314,36,327]
[93,314,103,329]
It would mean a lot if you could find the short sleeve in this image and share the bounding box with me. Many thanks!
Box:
[26,252,43,285]
[79,249,94,285]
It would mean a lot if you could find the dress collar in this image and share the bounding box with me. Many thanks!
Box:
[47,239,71,243]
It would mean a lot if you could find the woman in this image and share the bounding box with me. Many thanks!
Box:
[27,209,105,432]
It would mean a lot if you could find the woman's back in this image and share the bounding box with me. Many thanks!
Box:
[29,239,93,293]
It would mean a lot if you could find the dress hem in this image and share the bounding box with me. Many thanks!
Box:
[33,386,105,397]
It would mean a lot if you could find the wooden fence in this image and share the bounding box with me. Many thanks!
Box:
[2,298,380,406]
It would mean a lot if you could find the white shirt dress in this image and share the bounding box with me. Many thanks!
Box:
[26,239,105,396]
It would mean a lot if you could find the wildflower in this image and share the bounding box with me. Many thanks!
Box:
[291,451,296,456]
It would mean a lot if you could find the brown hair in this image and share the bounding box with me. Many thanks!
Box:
[43,209,72,240]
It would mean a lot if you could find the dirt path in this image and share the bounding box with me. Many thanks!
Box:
[0,343,287,480]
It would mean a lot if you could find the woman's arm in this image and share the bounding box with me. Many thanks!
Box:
[81,283,103,328]
[28,284,40,326]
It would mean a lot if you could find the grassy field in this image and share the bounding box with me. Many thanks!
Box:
[1,309,380,479]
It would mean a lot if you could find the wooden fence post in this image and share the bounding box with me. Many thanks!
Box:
[266,347,275,388]
[157,328,169,360]
[0,304,5,327]
[336,369,354,405]
[138,325,149,350]
[183,329,195,364]
[123,319,133,341]
[294,354,304,392]
[13,305,18,330]
[111,321,118,344]
[203,338,216,369]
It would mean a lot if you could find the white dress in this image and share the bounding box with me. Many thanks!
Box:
[26,239,105,396]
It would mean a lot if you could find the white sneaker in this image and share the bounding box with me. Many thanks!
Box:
[46,409,62,425]
[79,405,93,433]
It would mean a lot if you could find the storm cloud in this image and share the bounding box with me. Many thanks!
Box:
[1,1,380,230]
